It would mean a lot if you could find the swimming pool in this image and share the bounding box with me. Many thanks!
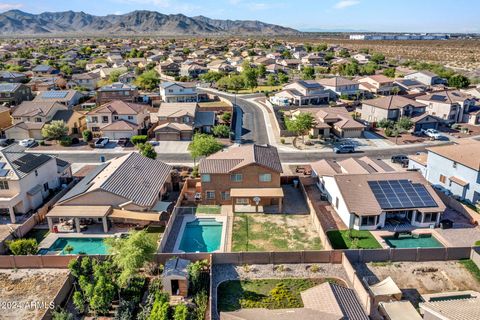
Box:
[178,218,223,252]
[383,233,444,248]
[40,237,109,255]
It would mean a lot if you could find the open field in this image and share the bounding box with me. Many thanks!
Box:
[232,213,322,252]
[0,268,69,320]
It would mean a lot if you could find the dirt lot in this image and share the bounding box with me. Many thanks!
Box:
[0,268,69,320]
[354,261,480,306]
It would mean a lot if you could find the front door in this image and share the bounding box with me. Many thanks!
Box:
[171,279,179,295]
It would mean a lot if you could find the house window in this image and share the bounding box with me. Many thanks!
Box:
[361,216,377,226]
[206,191,215,199]
[335,197,339,208]
[35,170,38,177]
[259,173,272,182]
[231,174,243,182]
[0,181,9,190]
[236,198,249,205]
[439,174,446,184]
[221,192,230,200]
[201,174,211,182]
[128,116,134,120]
[114,116,119,120]
[43,183,49,192]
[92,116,98,123]
[35,118,42,122]
[423,212,438,223]
[102,116,109,123]
[92,127,100,132]
[183,116,189,123]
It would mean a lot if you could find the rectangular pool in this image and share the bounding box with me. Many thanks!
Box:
[383,233,444,248]
[178,218,223,252]
[40,237,109,255]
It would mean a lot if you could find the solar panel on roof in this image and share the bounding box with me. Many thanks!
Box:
[368,179,437,210]
[13,154,51,174]
[0,162,6,169]
[41,91,68,99]
[0,169,9,177]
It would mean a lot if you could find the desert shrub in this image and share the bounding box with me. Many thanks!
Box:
[7,238,38,255]
[60,136,72,146]
[130,135,148,145]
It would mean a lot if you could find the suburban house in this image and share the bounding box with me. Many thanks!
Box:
[198,144,284,213]
[151,103,215,140]
[180,62,208,78]
[48,152,172,233]
[0,146,71,224]
[285,107,365,138]
[358,75,396,95]
[96,82,139,105]
[0,106,11,130]
[272,80,330,106]
[360,95,435,131]
[352,53,371,64]
[0,83,33,106]
[311,159,446,230]
[33,90,83,108]
[31,64,57,76]
[404,71,446,86]
[393,78,428,94]
[85,100,150,139]
[317,77,360,98]
[5,101,85,140]
[160,82,198,103]
[415,90,476,123]
[71,72,100,90]
[0,71,27,83]
[420,141,480,204]
[155,61,180,76]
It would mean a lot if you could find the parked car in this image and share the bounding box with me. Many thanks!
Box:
[19,138,37,148]
[0,138,14,147]
[147,140,159,146]
[333,144,356,154]
[117,138,129,147]
[94,137,109,148]
[391,154,409,165]
[422,129,442,140]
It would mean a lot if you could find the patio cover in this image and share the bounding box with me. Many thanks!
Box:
[369,277,402,298]
[230,188,284,198]
[47,206,112,218]
[109,209,160,222]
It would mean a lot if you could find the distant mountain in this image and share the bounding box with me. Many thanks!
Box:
[0,10,299,35]
[300,27,371,33]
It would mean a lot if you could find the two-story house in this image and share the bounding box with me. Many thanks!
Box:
[71,72,100,91]
[85,100,150,139]
[419,141,480,204]
[96,82,139,105]
[0,71,27,83]
[271,80,330,106]
[160,82,198,103]
[0,83,33,106]
[198,144,284,213]
[5,101,84,140]
[31,65,57,76]
[180,62,208,78]
[33,90,83,108]
[404,71,447,86]
[361,95,426,123]
[415,90,476,124]
[0,146,71,224]
[358,75,396,96]
[317,77,360,98]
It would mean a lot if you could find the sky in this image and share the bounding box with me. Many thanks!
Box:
[0,0,479,33]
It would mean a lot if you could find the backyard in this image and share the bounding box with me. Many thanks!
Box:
[145,225,165,246]
[232,214,322,252]
[327,230,381,249]
[217,278,337,312]
[196,205,221,214]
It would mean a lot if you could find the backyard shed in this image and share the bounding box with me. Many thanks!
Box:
[162,258,190,297]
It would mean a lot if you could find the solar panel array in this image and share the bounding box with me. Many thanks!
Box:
[368,179,437,210]
[41,91,68,99]
[12,154,51,174]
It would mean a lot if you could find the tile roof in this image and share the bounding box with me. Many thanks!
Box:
[427,141,480,171]
[87,100,147,115]
[12,101,66,117]
[416,90,473,104]
[317,77,358,87]
[0,147,57,179]
[420,292,480,320]
[363,95,426,110]
[100,120,138,131]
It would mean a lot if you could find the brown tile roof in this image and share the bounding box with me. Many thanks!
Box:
[427,141,480,171]
[153,122,193,132]
[363,95,425,110]
[416,90,473,104]
[12,101,66,117]
[317,77,358,87]
[100,120,138,131]
[87,100,147,115]
[156,103,197,118]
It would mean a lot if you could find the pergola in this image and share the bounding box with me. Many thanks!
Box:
[46,206,112,233]
[230,188,284,213]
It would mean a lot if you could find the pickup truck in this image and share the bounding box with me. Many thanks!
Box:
[94,137,109,148]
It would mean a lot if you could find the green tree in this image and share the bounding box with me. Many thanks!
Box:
[324,52,335,62]
[212,124,231,138]
[227,75,246,92]
[173,304,189,320]
[243,68,258,91]
[370,53,386,64]
[266,74,278,86]
[448,74,470,89]
[377,118,395,129]
[301,66,315,80]
[41,120,68,141]
[73,291,85,314]
[396,117,414,131]
[338,48,350,58]
[257,64,267,78]
[108,69,124,83]
[199,71,223,84]
[281,50,292,59]
[194,291,208,320]
[60,65,73,75]
[278,73,289,84]
[105,230,156,287]
[82,130,93,142]
[89,275,116,315]
[135,70,160,90]
[221,112,232,123]
[285,112,316,147]
[51,308,74,320]
[383,68,396,78]
[7,238,38,255]
[188,133,223,164]
[314,43,328,52]
[138,143,157,159]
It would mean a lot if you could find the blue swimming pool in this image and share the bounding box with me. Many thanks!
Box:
[383,233,444,248]
[40,237,109,255]
[178,218,223,252]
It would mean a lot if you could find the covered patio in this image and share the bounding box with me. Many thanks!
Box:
[46,206,112,233]
[230,188,284,213]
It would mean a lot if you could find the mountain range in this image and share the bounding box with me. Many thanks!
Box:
[0,10,299,36]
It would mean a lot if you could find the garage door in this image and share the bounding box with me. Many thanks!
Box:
[180,131,193,140]
[157,132,180,141]
[416,122,437,131]
[103,131,134,140]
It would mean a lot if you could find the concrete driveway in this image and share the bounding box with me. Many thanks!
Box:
[154,141,190,153]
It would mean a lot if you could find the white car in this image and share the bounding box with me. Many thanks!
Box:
[19,138,36,147]
[94,137,110,148]
[422,129,442,140]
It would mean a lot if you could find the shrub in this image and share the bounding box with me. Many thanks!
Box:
[130,135,148,145]
[384,128,393,137]
[212,124,231,138]
[71,137,80,144]
[73,291,85,314]
[51,308,74,320]
[280,138,285,144]
[7,238,38,255]
[82,130,93,142]
[173,304,189,320]
[39,140,46,146]
[194,291,208,320]
[60,136,72,146]
[221,112,231,123]
[137,143,157,159]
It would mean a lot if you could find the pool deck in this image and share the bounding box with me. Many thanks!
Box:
[172,214,228,253]
[371,229,449,249]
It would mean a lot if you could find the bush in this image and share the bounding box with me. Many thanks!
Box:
[51,308,74,320]
[212,124,231,138]
[384,128,393,137]
[280,138,285,144]
[71,137,80,145]
[39,140,46,146]
[60,136,72,146]
[82,130,93,142]
[173,304,189,320]
[194,291,208,320]
[7,238,38,255]
[137,143,157,159]
[130,135,148,145]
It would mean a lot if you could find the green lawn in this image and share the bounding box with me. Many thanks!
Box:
[475,240,480,246]
[24,228,50,244]
[227,85,283,94]
[232,214,322,252]
[145,226,165,245]
[459,259,480,282]
[196,205,221,214]
[327,230,381,249]
[217,278,335,312]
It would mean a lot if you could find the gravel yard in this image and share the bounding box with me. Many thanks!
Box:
[0,268,69,320]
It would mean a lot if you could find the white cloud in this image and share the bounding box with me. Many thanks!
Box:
[334,0,360,9]
[0,2,24,11]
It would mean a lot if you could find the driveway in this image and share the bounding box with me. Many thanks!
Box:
[154,141,190,153]
[361,131,395,148]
